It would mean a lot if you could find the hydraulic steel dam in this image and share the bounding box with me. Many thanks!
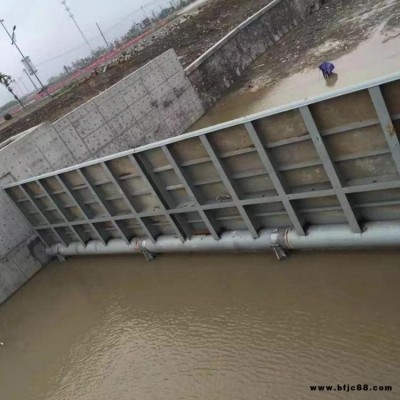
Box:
[4,73,400,262]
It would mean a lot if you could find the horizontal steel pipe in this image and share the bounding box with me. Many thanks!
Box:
[46,222,400,257]
[285,221,400,249]
[47,229,274,256]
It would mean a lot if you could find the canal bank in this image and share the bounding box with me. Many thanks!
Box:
[189,0,400,129]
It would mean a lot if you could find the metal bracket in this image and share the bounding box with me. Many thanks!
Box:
[142,249,157,262]
[271,244,288,261]
[270,228,289,261]
[55,253,67,263]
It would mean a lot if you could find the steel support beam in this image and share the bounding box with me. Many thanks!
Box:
[200,135,259,238]
[77,169,130,244]
[37,179,86,245]
[101,162,157,243]
[4,188,49,247]
[344,180,400,194]
[162,145,220,240]
[300,106,362,233]
[368,86,400,175]
[18,184,67,245]
[56,175,107,245]
[13,175,400,236]
[127,154,189,241]
[245,122,306,236]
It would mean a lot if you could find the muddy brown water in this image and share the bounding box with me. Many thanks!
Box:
[190,29,400,130]
[0,252,399,400]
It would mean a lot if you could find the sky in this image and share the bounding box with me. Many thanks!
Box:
[0,0,172,106]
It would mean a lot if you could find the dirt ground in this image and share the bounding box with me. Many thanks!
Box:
[226,0,400,95]
[0,0,268,142]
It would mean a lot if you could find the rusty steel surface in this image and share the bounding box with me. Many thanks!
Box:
[3,73,400,247]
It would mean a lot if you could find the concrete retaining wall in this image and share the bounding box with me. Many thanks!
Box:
[186,0,324,108]
[54,48,204,161]
[0,49,204,304]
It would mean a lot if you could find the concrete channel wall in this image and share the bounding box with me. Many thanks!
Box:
[53,48,204,162]
[186,0,325,108]
[0,49,204,304]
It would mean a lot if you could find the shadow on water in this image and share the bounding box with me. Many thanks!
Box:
[325,72,339,87]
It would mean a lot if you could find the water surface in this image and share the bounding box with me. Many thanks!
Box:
[0,251,399,399]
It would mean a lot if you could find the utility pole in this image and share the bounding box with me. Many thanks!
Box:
[0,19,49,96]
[96,22,110,49]
[23,68,38,91]
[61,0,93,53]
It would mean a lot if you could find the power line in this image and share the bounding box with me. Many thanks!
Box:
[36,2,162,67]
[18,0,172,78]
[36,40,98,66]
